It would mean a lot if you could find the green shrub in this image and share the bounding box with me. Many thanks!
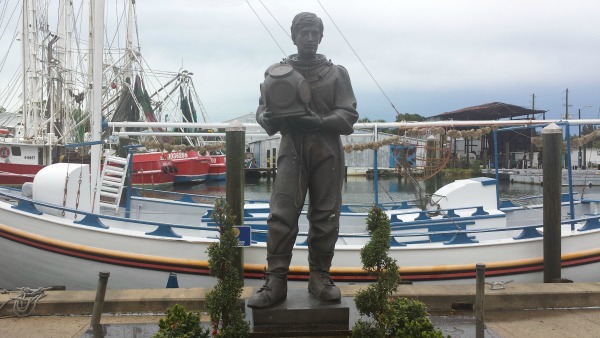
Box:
[153,304,209,338]
[470,159,482,176]
[352,206,446,338]
[205,198,250,337]
[155,199,250,338]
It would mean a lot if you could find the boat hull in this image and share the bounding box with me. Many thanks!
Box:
[0,163,44,186]
[207,154,226,181]
[2,174,600,290]
[2,204,600,290]
[171,150,210,184]
[131,152,175,187]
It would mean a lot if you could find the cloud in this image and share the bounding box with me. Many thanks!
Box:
[1,0,599,123]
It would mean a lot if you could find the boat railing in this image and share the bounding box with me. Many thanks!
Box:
[342,215,600,246]
[389,206,493,223]
[132,187,417,213]
[4,190,600,246]
[2,191,221,239]
[341,200,419,213]
[499,192,578,208]
[132,187,220,204]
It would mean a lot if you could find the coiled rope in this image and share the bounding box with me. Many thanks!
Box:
[0,287,52,318]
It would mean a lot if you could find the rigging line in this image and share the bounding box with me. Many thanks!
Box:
[0,0,18,41]
[509,129,534,139]
[0,29,18,74]
[0,65,21,106]
[105,0,128,53]
[0,0,8,29]
[132,0,142,56]
[257,0,291,39]
[316,0,401,117]
[245,0,287,57]
[69,0,88,90]
[0,2,19,73]
[374,176,398,204]
[394,159,428,207]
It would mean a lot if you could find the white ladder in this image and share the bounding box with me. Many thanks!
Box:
[99,155,129,212]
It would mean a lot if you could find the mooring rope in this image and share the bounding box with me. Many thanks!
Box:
[0,287,52,318]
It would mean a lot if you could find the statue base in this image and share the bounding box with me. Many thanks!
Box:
[249,288,350,335]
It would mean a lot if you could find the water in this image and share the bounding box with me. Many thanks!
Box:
[172,175,600,205]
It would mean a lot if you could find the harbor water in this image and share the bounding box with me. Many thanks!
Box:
[172,175,600,206]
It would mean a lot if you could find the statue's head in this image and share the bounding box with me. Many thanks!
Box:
[291,12,323,43]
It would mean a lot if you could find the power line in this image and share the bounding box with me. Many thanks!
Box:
[258,0,291,39]
[316,0,401,117]
[245,0,287,57]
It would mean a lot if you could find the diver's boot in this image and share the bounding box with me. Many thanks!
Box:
[307,252,341,301]
[247,254,292,309]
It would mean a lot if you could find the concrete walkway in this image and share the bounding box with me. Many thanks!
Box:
[1,283,600,337]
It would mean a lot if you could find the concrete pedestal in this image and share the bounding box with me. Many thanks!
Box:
[249,288,350,336]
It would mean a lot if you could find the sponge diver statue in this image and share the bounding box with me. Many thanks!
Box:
[248,12,359,309]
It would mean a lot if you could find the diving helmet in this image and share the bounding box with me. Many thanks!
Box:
[261,64,311,118]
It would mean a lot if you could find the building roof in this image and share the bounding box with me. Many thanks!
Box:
[432,102,547,120]
[0,112,22,128]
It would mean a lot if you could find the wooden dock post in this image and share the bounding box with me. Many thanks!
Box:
[475,263,485,338]
[542,123,562,283]
[90,271,110,327]
[226,120,245,280]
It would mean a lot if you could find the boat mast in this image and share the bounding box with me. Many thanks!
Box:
[90,0,105,213]
[57,0,74,146]
[21,0,41,140]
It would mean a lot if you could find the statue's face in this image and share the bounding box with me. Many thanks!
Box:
[294,24,321,56]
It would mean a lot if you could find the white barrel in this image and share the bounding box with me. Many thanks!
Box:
[32,163,92,219]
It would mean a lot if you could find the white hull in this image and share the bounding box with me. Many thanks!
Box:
[2,198,600,290]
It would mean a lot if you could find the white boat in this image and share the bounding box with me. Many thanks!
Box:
[2,156,600,290]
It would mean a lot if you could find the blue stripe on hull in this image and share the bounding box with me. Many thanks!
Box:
[174,175,208,184]
[205,173,226,181]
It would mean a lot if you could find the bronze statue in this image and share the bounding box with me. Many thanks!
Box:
[248,12,359,309]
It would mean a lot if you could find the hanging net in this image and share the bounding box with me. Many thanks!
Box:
[390,131,452,181]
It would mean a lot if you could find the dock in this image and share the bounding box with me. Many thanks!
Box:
[245,167,276,179]
[2,283,600,337]
[484,168,600,186]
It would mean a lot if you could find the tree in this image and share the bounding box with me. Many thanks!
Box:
[352,206,445,337]
[395,113,425,122]
[205,199,251,337]
[153,304,210,338]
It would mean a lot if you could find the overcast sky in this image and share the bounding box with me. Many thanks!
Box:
[2,0,599,123]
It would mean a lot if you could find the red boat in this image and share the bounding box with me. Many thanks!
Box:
[131,152,175,187]
[0,137,49,187]
[166,150,211,184]
[0,148,217,188]
[207,152,226,181]
[0,162,45,186]
[132,150,213,186]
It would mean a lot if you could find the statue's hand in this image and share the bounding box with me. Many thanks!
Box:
[260,109,275,128]
[296,105,323,130]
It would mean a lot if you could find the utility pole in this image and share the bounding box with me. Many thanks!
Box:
[530,94,535,169]
[564,89,571,169]
[579,105,592,169]
[565,88,569,119]
[578,108,582,169]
